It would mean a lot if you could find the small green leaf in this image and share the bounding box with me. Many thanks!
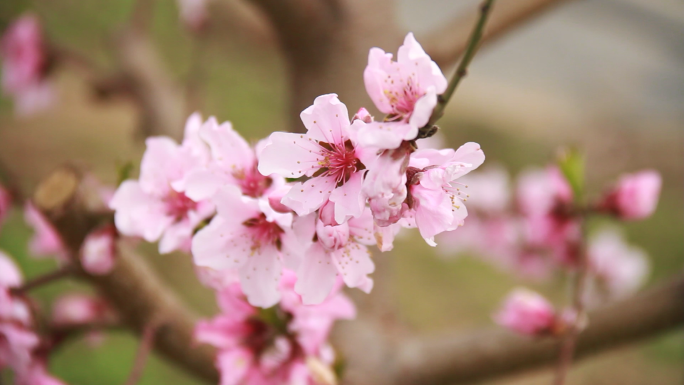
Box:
[116,161,134,187]
[557,147,585,203]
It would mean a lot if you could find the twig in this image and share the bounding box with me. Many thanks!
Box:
[422,0,571,69]
[12,265,77,294]
[553,228,589,384]
[425,0,496,128]
[124,320,163,385]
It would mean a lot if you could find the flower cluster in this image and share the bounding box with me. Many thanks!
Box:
[0,251,67,384]
[111,33,485,308]
[196,270,354,385]
[434,165,661,336]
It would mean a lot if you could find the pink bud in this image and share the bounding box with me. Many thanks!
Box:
[600,170,661,220]
[52,294,111,326]
[81,226,116,275]
[494,288,557,336]
[352,107,373,123]
[318,200,339,227]
[268,185,293,214]
[315,219,349,251]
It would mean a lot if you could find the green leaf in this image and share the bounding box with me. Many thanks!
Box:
[557,147,585,203]
[116,161,134,187]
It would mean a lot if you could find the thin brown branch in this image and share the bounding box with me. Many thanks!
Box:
[422,0,572,70]
[389,276,684,385]
[32,167,218,383]
[124,320,163,385]
[12,265,77,294]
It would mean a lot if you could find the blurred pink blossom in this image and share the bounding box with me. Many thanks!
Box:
[359,33,447,149]
[24,202,68,261]
[494,288,557,336]
[51,293,113,327]
[587,228,649,303]
[81,226,116,275]
[599,170,661,221]
[1,14,54,116]
[110,113,214,254]
[177,0,210,31]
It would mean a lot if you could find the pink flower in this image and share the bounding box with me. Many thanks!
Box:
[1,14,53,115]
[295,210,376,305]
[179,117,275,201]
[258,94,368,224]
[587,228,649,302]
[516,167,579,265]
[195,272,350,385]
[494,288,557,336]
[110,113,214,254]
[405,143,485,246]
[0,183,11,228]
[599,170,661,221]
[457,165,510,214]
[80,226,116,275]
[359,33,447,149]
[362,143,411,227]
[24,203,68,261]
[191,185,306,307]
[51,294,113,327]
[0,250,22,288]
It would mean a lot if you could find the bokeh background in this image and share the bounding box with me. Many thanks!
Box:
[0,0,682,384]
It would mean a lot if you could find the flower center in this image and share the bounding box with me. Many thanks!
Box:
[164,190,197,220]
[243,213,285,250]
[384,76,423,122]
[317,140,365,186]
[234,163,273,198]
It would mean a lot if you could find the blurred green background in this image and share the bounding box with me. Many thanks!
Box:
[0,0,682,384]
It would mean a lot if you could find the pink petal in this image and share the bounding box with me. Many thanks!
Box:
[332,243,374,290]
[300,94,350,145]
[295,243,337,305]
[238,246,282,308]
[258,132,322,178]
[281,176,335,217]
[329,171,366,224]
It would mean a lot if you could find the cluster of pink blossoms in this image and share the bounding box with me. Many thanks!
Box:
[0,251,114,384]
[196,271,354,384]
[111,33,485,309]
[434,165,661,336]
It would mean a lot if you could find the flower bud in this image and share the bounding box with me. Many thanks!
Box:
[352,107,373,123]
[599,170,661,220]
[494,288,557,336]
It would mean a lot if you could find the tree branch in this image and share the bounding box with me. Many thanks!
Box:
[422,0,572,70]
[390,276,684,385]
[32,167,218,383]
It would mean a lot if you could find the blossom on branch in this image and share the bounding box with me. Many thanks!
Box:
[195,271,353,385]
[359,33,447,149]
[494,288,559,336]
[191,185,306,308]
[405,142,485,246]
[259,94,369,225]
[599,170,661,221]
[80,226,116,275]
[110,113,214,254]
